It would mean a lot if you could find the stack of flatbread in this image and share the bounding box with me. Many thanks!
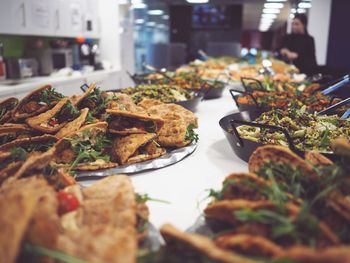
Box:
[0,83,199,182]
[200,145,350,262]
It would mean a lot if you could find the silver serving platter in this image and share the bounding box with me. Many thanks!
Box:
[76,143,197,180]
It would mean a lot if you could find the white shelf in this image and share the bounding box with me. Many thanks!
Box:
[0,69,120,98]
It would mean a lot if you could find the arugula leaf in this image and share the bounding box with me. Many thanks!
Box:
[185,124,199,143]
[23,243,87,263]
[0,147,28,170]
[38,88,64,105]
[10,147,28,160]
[53,101,80,123]
[234,207,319,244]
[136,193,170,204]
[68,132,112,170]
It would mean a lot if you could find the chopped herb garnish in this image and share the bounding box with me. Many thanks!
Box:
[185,124,199,143]
[37,88,64,105]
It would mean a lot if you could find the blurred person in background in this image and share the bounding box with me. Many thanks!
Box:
[278,13,317,75]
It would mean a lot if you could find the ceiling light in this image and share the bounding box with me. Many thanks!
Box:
[260,18,274,23]
[297,8,306,13]
[298,2,312,8]
[291,8,297,13]
[186,0,209,3]
[263,8,281,14]
[259,26,269,32]
[262,13,277,19]
[146,21,156,27]
[289,14,295,19]
[156,24,167,29]
[266,0,287,1]
[133,4,147,9]
[135,19,145,24]
[264,3,284,8]
[147,10,164,15]
[162,15,169,20]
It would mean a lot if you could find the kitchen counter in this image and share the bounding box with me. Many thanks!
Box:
[0,68,121,98]
[82,87,247,231]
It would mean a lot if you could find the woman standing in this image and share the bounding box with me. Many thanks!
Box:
[279,14,317,75]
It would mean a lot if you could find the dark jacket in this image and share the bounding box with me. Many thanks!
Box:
[279,33,317,74]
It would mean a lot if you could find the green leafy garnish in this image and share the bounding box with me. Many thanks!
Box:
[85,112,94,124]
[185,124,199,143]
[319,128,330,149]
[68,132,112,170]
[10,147,28,160]
[23,243,87,263]
[51,101,80,125]
[136,193,170,204]
[234,206,319,245]
[38,88,64,104]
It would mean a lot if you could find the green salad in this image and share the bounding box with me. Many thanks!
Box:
[237,106,350,152]
[121,84,195,104]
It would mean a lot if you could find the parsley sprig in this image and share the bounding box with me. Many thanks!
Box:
[68,131,111,170]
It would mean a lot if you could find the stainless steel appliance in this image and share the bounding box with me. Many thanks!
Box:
[26,48,54,76]
[52,48,73,69]
[5,58,38,79]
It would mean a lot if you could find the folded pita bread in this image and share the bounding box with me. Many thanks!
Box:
[0,134,57,152]
[219,173,269,202]
[332,138,350,158]
[248,145,316,178]
[147,103,198,127]
[304,151,333,166]
[107,108,164,135]
[156,112,191,148]
[160,224,253,263]
[215,233,284,258]
[12,85,64,120]
[0,97,18,124]
[0,176,50,263]
[74,82,97,107]
[0,123,34,146]
[0,161,23,185]
[279,245,350,263]
[54,122,117,171]
[58,175,137,263]
[327,190,350,222]
[204,199,282,226]
[205,199,339,247]
[137,98,164,109]
[26,98,79,134]
[12,147,56,180]
[55,108,89,138]
[113,133,166,165]
[106,93,144,113]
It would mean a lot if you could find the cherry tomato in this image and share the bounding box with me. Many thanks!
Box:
[57,191,80,215]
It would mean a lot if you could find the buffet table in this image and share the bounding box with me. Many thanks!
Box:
[82,87,247,231]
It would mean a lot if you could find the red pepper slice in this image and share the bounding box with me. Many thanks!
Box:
[57,191,80,215]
